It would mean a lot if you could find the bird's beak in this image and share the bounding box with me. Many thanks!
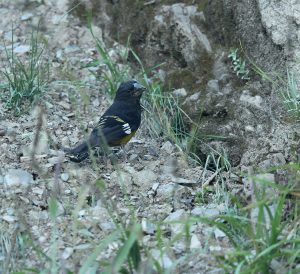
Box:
[133,82,146,96]
[133,82,146,91]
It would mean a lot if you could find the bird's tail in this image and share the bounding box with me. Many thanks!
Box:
[64,142,90,163]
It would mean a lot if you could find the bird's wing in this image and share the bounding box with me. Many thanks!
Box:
[89,115,136,147]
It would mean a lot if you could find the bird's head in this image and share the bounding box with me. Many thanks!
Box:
[114,80,146,102]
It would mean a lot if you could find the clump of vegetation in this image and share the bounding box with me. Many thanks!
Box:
[204,165,300,273]
[228,48,250,80]
[282,70,300,117]
[253,62,300,118]
[0,28,49,115]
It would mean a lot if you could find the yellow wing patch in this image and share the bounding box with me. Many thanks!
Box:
[110,130,137,146]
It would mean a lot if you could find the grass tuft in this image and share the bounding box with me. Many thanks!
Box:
[204,164,300,273]
[0,26,49,115]
[282,70,300,117]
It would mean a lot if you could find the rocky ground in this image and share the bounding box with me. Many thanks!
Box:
[0,0,299,273]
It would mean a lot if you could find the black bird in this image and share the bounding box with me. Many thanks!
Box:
[65,80,146,162]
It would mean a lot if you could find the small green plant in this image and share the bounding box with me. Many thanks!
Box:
[87,23,130,97]
[1,27,49,114]
[282,70,300,117]
[204,165,300,273]
[228,48,250,80]
[252,62,300,118]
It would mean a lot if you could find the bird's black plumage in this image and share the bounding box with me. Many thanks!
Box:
[65,80,146,162]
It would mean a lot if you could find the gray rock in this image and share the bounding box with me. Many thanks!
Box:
[207,80,220,93]
[56,0,69,12]
[110,170,133,186]
[21,12,33,21]
[156,183,176,199]
[2,215,17,223]
[99,222,116,232]
[141,218,156,235]
[152,182,160,192]
[258,0,299,46]
[259,153,286,169]
[22,131,49,156]
[32,187,44,195]
[190,234,202,249]
[133,169,158,190]
[14,45,30,54]
[4,31,16,42]
[48,157,62,165]
[187,92,200,102]
[129,153,138,161]
[239,90,263,109]
[61,173,69,182]
[161,141,174,154]
[245,125,255,132]
[4,169,34,186]
[164,209,187,234]
[29,210,49,221]
[172,88,187,97]
[62,247,73,260]
[191,206,220,218]
[64,44,81,54]
[55,49,64,61]
[209,245,222,252]
[214,228,226,239]
[151,249,173,269]
[147,3,211,69]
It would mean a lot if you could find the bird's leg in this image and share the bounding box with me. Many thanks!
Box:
[115,145,128,163]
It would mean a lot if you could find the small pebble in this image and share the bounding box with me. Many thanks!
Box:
[61,173,69,182]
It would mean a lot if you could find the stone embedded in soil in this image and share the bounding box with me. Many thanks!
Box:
[99,222,116,232]
[110,170,133,186]
[152,182,160,192]
[2,214,17,223]
[0,128,6,136]
[32,187,44,195]
[258,153,286,169]
[133,169,158,190]
[191,206,220,218]
[161,141,175,154]
[61,173,69,182]
[156,183,177,199]
[64,44,81,54]
[48,156,63,165]
[14,45,30,54]
[207,79,220,93]
[4,169,34,186]
[164,209,187,235]
[21,12,33,21]
[151,249,173,269]
[239,90,263,109]
[209,246,222,252]
[190,234,202,249]
[62,247,74,260]
[214,228,226,239]
[141,218,156,235]
[57,101,71,110]
[172,88,187,97]
[22,131,49,156]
